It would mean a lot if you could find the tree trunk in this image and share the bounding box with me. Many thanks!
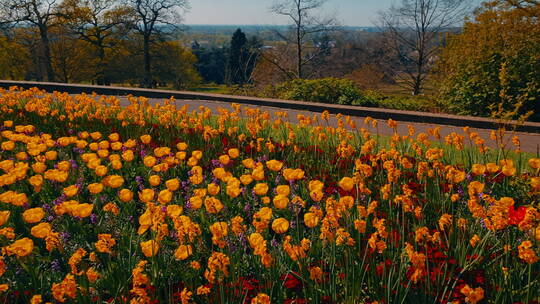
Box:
[96,44,107,85]
[297,29,302,79]
[296,1,303,79]
[39,26,55,82]
[143,34,152,88]
[412,78,421,95]
[413,47,425,95]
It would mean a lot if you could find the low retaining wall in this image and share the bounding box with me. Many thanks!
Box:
[1,80,539,133]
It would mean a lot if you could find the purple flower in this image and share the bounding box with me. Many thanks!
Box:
[51,259,62,272]
[59,232,71,242]
[238,234,248,248]
[90,214,98,224]
[69,159,78,169]
[211,159,221,167]
[480,219,487,229]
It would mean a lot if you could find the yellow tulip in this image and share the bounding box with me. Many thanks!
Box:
[140,135,152,144]
[266,160,283,171]
[5,238,34,257]
[275,185,290,196]
[88,183,104,194]
[207,183,220,195]
[140,240,159,257]
[175,244,193,260]
[219,155,230,165]
[228,148,239,159]
[471,164,486,176]
[304,213,320,228]
[273,195,289,209]
[149,175,161,187]
[22,208,45,224]
[106,175,124,188]
[0,211,10,226]
[31,222,52,239]
[166,205,183,218]
[119,189,133,202]
[63,185,79,197]
[271,218,289,234]
[139,189,155,203]
[338,177,354,191]
[158,189,172,205]
[71,203,94,218]
[253,183,269,196]
[166,179,180,191]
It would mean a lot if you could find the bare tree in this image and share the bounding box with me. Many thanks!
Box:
[504,0,539,6]
[0,0,60,81]
[502,0,539,15]
[269,0,339,79]
[125,0,189,88]
[378,0,471,95]
[59,0,133,85]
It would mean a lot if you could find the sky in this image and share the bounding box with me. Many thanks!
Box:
[183,0,396,27]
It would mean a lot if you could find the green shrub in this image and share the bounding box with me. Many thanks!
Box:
[261,78,442,112]
[356,90,443,112]
[273,78,372,105]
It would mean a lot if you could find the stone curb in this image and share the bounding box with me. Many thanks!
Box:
[1,80,539,133]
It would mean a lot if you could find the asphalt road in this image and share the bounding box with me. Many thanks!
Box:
[120,97,540,154]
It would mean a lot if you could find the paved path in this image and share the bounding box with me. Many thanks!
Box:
[120,97,540,154]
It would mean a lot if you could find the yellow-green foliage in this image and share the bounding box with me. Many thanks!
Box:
[436,0,540,121]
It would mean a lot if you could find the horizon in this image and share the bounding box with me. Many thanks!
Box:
[184,0,394,27]
[183,0,484,27]
[182,24,374,28]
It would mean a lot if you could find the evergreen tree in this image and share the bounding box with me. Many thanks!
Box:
[227,28,248,85]
[193,46,228,84]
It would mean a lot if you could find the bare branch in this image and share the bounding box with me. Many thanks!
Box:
[376,0,472,95]
[269,0,340,79]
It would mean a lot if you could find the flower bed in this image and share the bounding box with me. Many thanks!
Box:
[0,87,538,304]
